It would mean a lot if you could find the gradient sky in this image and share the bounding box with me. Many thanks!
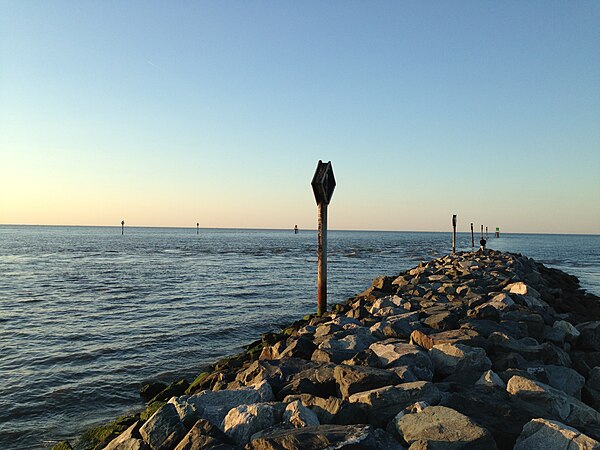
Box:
[1,1,599,233]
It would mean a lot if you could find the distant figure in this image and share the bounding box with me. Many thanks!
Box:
[294,224,299,234]
[480,237,487,252]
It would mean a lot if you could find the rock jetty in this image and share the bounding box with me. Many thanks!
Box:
[56,250,600,450]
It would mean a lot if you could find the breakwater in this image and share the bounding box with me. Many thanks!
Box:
[55,250,600,450]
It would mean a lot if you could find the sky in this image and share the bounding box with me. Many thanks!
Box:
[1,1,599,234]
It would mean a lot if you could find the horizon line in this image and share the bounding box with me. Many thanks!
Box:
[1,223,598,237]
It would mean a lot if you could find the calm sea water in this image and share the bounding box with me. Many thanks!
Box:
[0,226,599,449]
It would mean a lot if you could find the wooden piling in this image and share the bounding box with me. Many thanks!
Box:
[197,222,199,235]
[121,220,125,235]
[471,223,474,248]
[317,204,327,316]
[311,161,336,317]
[452,214,457,255]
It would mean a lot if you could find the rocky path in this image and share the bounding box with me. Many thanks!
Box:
[55,250,600,450]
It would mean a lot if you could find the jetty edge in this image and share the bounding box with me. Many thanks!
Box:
[54,250,600,450]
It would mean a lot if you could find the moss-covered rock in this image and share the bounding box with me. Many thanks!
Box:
[73,414,138,450]
[51,441,73,450]
[140,400,166,422]
[148,378,189,403]
[185,371,210,394]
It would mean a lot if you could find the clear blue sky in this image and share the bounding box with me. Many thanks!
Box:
[1,1,599,233]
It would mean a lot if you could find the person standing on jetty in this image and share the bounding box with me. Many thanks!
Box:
[480,237,487,252]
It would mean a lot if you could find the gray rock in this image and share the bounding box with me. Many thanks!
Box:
[282,394,367,425]
[235,358,318,392]
[429,343,491,377]
[283,400,320,428]
[504,282,536,297]
[423,311,458,331]
[577,322,600,351]
[103,421,148,450]
[550,320,580,344]
[488,293,515,311]
[507,375,600,431]
[394,405,497,449]
[476,370,506,389]
[348,381,441,427]
[370,341,433,380]
[333,364,399,398]
[223,403,279,446]
[370,312,423,339]
[173,419,237,450]
[139,403,187,450]
[514,418,600,450]
[186,382,273,428]
[247,424,404,450]
[278,337,316,360]
[168,396,200,428]
[526,365,585,399]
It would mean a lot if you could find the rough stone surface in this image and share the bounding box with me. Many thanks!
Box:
[247,424,403,450]
[282,400,320,428]
[333,364,399,398]
[139,403,187,450]
[173,419,237,450]
[185,382,273,428]
[348,381,441,427]
[370,341,433,380]
[430,343,491,377]
[514,418,600,450]
[223,403,278,446]
[395,405,497,450]
[507,375,600,432]
[104,421,148,450]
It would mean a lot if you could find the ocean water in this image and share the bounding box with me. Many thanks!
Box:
[0,225,598,449]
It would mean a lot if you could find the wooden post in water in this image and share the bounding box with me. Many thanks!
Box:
[495,227,500,238]
[311,161,336,317]
[470,223,474,249]
[197,222,199,235]
[121,220,125,235]
[452,214,457,255]
[486,226,489,239]
[480,224,484,239]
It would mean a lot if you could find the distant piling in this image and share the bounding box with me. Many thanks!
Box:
[471,223,474,249]
[486,226,489,239]
[121,220,125,235]
[311,161,336,317]
[294,224,298,234]
[197,222,199,235]
[495,227,500,238]
[451,214,457,255]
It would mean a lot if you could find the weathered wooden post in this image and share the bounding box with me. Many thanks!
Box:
[197,222,199,235]
[486,226,489,239]
[470,223,474,249]
[311,161,336,317]
[452,214,457,255]
[121,220,125,235]
[480,224,484,239]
